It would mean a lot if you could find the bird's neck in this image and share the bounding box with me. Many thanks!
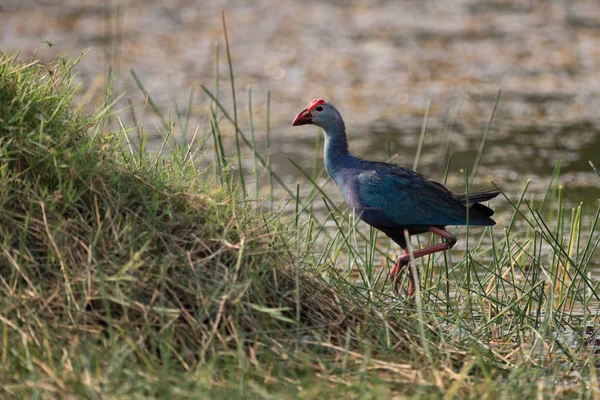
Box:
[323,120,351,178]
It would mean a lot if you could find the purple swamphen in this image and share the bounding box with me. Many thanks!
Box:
[292,99,499,297]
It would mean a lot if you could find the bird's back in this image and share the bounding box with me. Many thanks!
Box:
[334,158,499,231]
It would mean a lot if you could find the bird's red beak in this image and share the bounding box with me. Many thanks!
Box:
[292,108,312,126]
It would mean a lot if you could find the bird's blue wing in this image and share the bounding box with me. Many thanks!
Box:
[355,167,468,228]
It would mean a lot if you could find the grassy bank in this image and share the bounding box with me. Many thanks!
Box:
[0,49,599,399]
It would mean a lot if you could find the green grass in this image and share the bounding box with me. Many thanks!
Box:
[0,43,599,400]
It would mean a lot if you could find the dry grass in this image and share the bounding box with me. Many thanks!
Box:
[0,51,451,398]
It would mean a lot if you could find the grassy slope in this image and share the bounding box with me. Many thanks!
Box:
[0,53,421,398]
[0,52,599,399]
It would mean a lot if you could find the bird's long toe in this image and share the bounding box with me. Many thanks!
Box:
[406,264,419,297]
[391,255,412,296]
[407,276,416,297]
[390,254,409,278]
[390,253,419,298]
[391,265,404,296]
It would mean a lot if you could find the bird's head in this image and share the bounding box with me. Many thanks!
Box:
[292,99,339,129]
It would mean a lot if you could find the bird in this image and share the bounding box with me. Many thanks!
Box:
[292,99,499,297]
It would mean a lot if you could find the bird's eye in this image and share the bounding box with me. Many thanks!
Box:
[315,106,323,112]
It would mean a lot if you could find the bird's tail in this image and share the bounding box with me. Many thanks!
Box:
[455,189,501,206]
[455,189,501,221]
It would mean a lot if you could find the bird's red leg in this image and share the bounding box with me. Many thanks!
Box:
[404,227,457,261]
[391,227,457,297]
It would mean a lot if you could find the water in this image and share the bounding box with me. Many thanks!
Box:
[2,0,598,254]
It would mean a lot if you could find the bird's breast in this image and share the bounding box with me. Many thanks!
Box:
[337,174,364,212]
